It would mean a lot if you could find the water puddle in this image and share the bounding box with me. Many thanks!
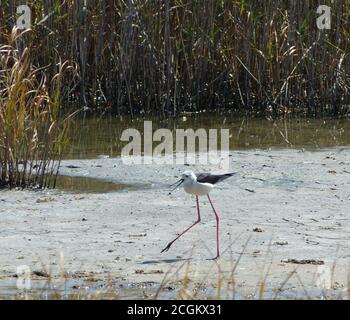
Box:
[54,175,145,193]
[0,278,343,300]
[64,115,350,159]
[0,278,149,299]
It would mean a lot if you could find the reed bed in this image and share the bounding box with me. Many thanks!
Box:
[0,28,75,188]
[1,0,350,116]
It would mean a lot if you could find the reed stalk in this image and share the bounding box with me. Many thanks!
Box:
[0,1,349,116]
[0,28,75,188]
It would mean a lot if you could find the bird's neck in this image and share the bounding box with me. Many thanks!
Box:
[185,178,196,185]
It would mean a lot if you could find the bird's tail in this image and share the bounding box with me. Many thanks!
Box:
[220,172,236,181]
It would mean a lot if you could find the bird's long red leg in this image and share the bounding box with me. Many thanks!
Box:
[207,194,220,259]
[161,196,201,253]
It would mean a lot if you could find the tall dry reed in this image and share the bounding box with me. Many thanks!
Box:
[0,1,349,116]
[0,28,76,188]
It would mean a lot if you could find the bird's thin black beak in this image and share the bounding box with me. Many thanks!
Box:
[169,179,184,193]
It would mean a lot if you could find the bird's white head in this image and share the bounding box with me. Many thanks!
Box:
[169,171,196,193]
[182,171,196,182]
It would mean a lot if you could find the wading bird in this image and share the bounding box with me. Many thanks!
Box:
[161,171,235,259]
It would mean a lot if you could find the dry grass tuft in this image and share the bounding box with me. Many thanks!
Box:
[0,28,77,189]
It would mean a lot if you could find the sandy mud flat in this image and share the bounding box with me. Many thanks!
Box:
[1,148,349,299]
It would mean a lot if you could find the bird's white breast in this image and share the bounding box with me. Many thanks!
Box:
[183,180,213,196]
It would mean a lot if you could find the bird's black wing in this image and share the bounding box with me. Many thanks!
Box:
[196,172,236,185]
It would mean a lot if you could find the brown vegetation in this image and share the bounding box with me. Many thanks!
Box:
[1,1,349,116]
[0,28,76,188]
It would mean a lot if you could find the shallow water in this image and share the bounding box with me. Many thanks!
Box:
[64,115,350,159]
[1,277,345,300]
[0,278,149,300]
[54,175,144,193]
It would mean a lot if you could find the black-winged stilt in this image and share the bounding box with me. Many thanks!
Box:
[161,171,235,259]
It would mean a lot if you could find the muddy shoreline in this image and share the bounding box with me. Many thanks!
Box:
[1,148,350,299]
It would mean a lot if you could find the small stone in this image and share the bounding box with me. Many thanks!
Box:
[274,241,288,246]
[33,270,50,277]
